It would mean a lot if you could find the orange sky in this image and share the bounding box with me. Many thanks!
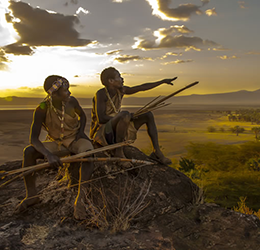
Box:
[0,0,259,98]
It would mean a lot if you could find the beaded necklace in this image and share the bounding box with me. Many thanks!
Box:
[47,98,66,149]
[46,78,69,149]
[105,87,122,113]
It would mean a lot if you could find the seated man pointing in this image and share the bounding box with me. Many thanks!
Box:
[90,67,177,166]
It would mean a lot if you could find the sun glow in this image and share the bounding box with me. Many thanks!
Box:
[0,0,20,46]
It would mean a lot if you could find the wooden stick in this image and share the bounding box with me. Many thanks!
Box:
[134,95,161,115]
[147,81,199,108]
[4,156,153,176]
[0,157,153,188]
[133,81,199,117]
[134,103,171,117]
[2,140,133,177]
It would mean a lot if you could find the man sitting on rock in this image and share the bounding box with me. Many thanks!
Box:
[16,75,94,220]
[90,67,177,166]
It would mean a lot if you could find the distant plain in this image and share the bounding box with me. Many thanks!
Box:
[0,105,257,165]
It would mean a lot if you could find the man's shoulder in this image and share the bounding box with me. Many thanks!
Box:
[37,100,48,111]
[96,88,105,94]
[96,88,107,98]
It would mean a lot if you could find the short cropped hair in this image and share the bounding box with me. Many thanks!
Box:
[100,67,117,86]
[43,75,67,93]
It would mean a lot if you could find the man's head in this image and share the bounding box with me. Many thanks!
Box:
[44,75,71,101]
[100,67,123,88]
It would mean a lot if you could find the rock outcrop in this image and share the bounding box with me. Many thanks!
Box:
[0,146,260,249]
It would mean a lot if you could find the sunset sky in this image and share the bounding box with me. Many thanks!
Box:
[0,0,259,98]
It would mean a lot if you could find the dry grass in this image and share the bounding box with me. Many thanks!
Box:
[233,197,260,219]
[82,176,152,233]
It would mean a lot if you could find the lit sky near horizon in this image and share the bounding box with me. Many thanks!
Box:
[0,0,259,98]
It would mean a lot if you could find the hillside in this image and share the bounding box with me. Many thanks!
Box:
[1,89,260,107]
[1,146,260,249]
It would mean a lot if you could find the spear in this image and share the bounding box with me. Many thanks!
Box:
[0,140,133,187]
[134,81,199,117]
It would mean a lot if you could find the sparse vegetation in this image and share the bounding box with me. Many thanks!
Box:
[207,126,216,133]
[230,126,245,136]
[179,141,260,211]
[82,176,151,233]
[233,197,260,219]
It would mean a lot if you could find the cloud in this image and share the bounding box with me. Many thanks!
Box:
[205,8,217,16]
[212,47,231,51]
[238,1,247,9]
[201,0,210,6]
[247,51,260,55]
[0,49,9,70]
[146,0,212,21]
[106,49,122,55]
[133,32,219,51]
[160,52,181,59]
[114,55,153,63]
[64,0,79,5]
[112,0,130,2]
[155,25,193,37]
[76,7,89,15]
[4,43,34,55]
[161,59,193,65]
[5,0,92,53]
[218,55,239,60]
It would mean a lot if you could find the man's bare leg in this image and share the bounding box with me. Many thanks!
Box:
[15,146,41,213]
[133,111,172,165]
[111,111,131,158]
[106,111,134,169]
[74,161,94,220]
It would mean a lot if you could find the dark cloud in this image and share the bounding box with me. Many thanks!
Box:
[161,59,193,65]
[134,34,219,50]
[71,0,79,4]
[114,55,153,63]
[247,51,260,55]
[238,1,248,9]
[106,49,122,55]
[205,8,217,16]
[64,0,79,6]
[0,49,9,71]
[5,0,92,52]
[4,43,34,55]
[156,25,193,36]
[218,55,239,60]
[147,0,211,21]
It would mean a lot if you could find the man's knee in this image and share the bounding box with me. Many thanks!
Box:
[72,139,94,154]
[23,145,39,159]
[144,111,154,121]
[119,111,131,123]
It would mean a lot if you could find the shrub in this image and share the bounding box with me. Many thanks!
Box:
[178,157,196,173]
[230,126,245,136]
[246,158,260,171]
[233,197,260,219]
[207,126,216,132]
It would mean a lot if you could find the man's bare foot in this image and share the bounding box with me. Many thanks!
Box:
[14,197,40,214]
[74,195,87,220]
[150,152,172,165]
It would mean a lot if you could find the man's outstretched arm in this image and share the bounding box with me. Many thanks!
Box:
[123,77,177,95]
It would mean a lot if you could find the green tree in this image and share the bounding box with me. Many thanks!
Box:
[178,157,196,173]
[207,126,216,133]
[246,158,260,171]
[251,127,260,140]
[230,126,245,136]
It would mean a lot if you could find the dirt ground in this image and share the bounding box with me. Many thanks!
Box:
[0,106,256,165]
